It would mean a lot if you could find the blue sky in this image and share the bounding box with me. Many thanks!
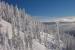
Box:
[1,0,75,21]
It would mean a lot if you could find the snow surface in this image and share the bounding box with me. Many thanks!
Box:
[33,39,46,50]
[0,19,12,39]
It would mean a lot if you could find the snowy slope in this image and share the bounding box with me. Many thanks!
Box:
[0,19,47,50]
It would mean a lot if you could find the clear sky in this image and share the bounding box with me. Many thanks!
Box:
[1,0,75,21]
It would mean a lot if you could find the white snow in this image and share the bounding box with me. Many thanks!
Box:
[33,39,46,50]
[0,19,12,39]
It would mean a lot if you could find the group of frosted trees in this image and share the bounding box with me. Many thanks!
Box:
[0,1,51,50]
[59,23,75,50]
